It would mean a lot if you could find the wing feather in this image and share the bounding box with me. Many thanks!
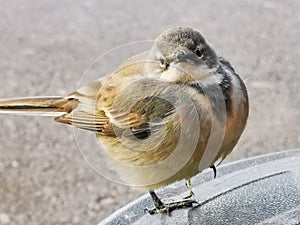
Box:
[54,51,179,137]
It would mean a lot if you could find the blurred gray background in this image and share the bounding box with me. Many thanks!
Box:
[0,0,299,224]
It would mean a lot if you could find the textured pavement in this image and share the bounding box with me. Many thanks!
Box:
[0,1,300,224]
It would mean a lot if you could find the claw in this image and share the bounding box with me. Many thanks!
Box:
[146,198,198,215]
[146,190,198,215]
[210,165,217,178]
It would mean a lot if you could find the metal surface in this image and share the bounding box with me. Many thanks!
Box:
[100,149,300,225]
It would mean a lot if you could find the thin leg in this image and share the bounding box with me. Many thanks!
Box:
[184,178,194,199]
[149,191,164,209]
[210,165,217,178]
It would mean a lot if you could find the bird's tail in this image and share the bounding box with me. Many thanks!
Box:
[0,97,77,116]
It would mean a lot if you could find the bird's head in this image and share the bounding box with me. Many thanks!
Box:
[148,27,218,83]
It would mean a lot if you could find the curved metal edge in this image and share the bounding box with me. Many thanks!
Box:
[99,148,300,225]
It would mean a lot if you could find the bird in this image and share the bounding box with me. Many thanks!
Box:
[0,27,249,214]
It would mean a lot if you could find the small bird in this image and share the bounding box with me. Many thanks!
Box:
[0,27,249,214]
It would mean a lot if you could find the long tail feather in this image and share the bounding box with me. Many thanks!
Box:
[0,97,77,116]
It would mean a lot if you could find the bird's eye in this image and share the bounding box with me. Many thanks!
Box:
[159,58,165,68]
[195,48,204,58]
[159,58,169,69]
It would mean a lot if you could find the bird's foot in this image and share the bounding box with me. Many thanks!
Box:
[145,197,199,215]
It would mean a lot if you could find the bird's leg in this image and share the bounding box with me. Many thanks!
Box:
[149,191,165,210]
[184,178,195,199]
[146,187,198,215]
[210,165,217,178]
[146,191,169,215]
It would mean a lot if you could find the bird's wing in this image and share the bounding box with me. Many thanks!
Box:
[94,75,204,171]
[54,50,157,135]
[55,70,184,139]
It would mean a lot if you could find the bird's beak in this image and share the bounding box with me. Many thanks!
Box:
[173,49,199,65]
[173,49,187,61]
[159,49,194,70]
[160,50,187,70]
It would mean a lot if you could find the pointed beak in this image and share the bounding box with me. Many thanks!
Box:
[173,49,187,60]
[173,49,199,65]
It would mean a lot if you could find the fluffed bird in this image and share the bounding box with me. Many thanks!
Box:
[0,27,249,214]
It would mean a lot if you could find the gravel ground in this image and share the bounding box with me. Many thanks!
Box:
[0,1,299,225]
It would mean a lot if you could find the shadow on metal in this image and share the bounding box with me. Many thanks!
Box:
[99,149,300,225]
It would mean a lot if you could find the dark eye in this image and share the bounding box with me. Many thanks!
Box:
[195,48,204,58]
[159,58,169,69]
[159,58,165,67]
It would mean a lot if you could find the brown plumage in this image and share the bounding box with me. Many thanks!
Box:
[0,27,249,214]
